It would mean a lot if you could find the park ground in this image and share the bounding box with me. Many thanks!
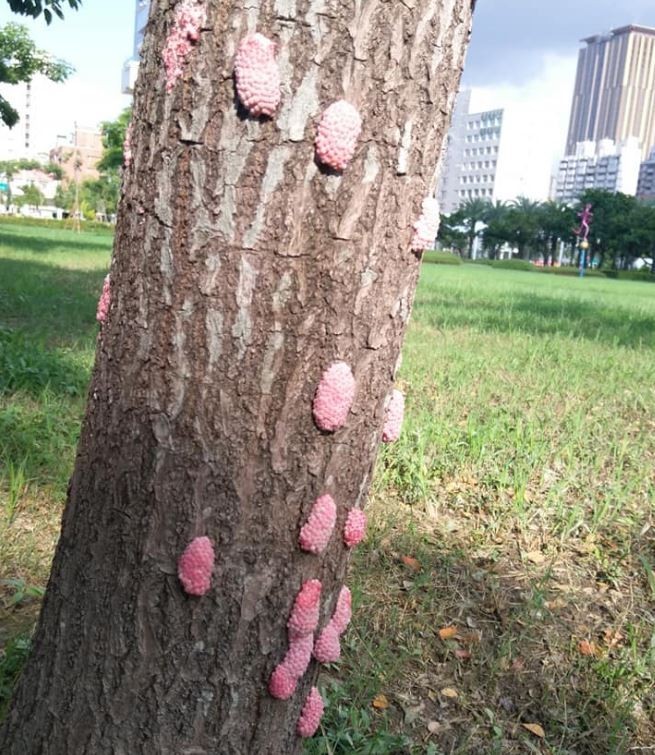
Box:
[0,221,654,754]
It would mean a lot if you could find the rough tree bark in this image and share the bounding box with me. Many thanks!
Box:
[1,0,473,751]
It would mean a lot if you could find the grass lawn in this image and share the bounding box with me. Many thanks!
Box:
[1,223,654,752]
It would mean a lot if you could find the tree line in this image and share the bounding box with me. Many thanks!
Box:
[439,192,655,271]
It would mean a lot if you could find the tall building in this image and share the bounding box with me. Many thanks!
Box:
[637,147,655,201]
[438,91,504,215]
[122,1,151,94]
[566,25,655,160]
[554,138,641,204]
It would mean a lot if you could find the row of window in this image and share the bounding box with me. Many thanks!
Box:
[459,188,493,198]
[466,117,502,130]
[465,130,501,143]
[463,160,497,171]
[461,174,495,184]
[464,146,499,157]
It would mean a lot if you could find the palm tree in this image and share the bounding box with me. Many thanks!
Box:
[506,196,541,260]
[450,197,492,258]
[536,201,574,264]
[481,200,509,259]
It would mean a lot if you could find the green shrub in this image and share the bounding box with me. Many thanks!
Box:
[422,250,462,265]
[488,259,534,271]
[0,215,114,235]
[603,269,655,282]
[0,634,31,720]
[538,265,605,278]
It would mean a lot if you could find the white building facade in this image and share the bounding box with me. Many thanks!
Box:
[438,91,505,215]
[122,1,151,94]
[553,137,641,204]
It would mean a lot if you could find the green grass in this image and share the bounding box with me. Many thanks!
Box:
[1,224,654,753]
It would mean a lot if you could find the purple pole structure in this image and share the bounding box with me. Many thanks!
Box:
[574,203,593,278]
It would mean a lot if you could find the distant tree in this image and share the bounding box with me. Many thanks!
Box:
[449,197,491,257]
[576,190,637,269]
[16,183,44,210]
[97,107,132,173]
[437,213,468,255]
[0,22,73,127]
[5,0,82,24]
[536,201,574,264]
[506,196,541,260]
[481,200,509,259]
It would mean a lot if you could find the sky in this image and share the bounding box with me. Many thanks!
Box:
[1,1,655,197]
[462,0,655,199]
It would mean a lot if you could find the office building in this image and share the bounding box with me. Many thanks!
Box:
[566,25,655,160]
[122,1,151,94]
[438,91,504,214]
[554,138,641,204]
[637,147,655,201]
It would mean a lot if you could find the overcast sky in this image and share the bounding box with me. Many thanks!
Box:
[2,1,655,199]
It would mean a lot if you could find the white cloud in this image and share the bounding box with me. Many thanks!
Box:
[470,53,578,201]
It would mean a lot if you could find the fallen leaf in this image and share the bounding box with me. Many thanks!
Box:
[545,598,567,610]
[427,721,440,734]
[454,649,471,660]
[525,551,546,565]
[440,687,458,698]
[603,628,624,649]
[578,640,599,657]
[522,722,545,738]
[438,625,458,640]
[511,657,525,671]
[372,694,390,709]
[401,555,421,571]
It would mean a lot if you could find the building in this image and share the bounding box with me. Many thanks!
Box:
[0,77,64,162]
[122,1,151,94]
[566,25,655,160]
[637,148,655,201]
[49,126,104,183]
[438,91,504,214]
[553,138,641,204]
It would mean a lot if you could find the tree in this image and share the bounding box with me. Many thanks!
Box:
[97,107,133,173]
[0,1,475,751]
[505,196,541,260]
[15,182,44,209]
[437,212,468,256]
[536,201,574,264]
[480,200,509,259]
[5,0,81,24]
[0,22,73,126]
[449,197,491,257]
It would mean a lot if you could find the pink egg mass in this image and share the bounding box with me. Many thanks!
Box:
[312,361,355,432]
[234,33,281,117]
[315,100,362,171]
[299,494,337,554]
[177,536,214,596]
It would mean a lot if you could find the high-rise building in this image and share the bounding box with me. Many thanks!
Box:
[438,91,505,215]
[637,147,655,201]
[122,1,151,94]
[553,138,641,204]
[566,25,655,160]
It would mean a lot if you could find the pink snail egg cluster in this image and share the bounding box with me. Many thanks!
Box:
[315,100,362,172]
[297,687,325,738]
[163,1,206,92]
[178,536,214,596]
[234,33,281,117]
[343,508,366,549]
[123,122,133,169]
[268,633,314,698]
[411,196,440,252]
[312,361,355,432]
[313,586,352,664]
[299,494,337,554]
[269,581,322,699]
[287,579,322,638]
[382,389,405,443]
[96,274,111,324]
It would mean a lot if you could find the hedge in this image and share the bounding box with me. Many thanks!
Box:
[603,269,655,282]
[422,250,462,265]
[0,215,114,235]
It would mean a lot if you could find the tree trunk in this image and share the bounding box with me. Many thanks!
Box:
[0,0,473,752]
